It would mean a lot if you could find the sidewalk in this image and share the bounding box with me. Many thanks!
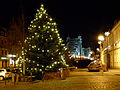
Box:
[104,69,120,76]
[70,68,120,76]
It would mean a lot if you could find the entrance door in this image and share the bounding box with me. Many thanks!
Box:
[107,54,110,68]
[5,60,7,68]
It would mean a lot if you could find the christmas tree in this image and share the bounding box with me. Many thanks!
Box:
[20,4,68,77]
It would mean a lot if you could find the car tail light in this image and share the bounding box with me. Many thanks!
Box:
[89,66,92,68]
[96,66,99,68]
[75,67,78,69]
[5,72,9,74]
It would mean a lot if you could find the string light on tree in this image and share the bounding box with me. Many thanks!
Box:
[20,4,68,77]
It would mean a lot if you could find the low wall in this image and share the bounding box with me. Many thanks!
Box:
[42,69,70,80]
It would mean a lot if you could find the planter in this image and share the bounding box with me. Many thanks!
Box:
[42,69,70,80]
[42,72,60,80]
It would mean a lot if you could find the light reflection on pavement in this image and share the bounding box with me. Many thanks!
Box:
[0,68,120,90]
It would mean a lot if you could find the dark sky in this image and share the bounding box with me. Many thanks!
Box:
[0,0,120,51]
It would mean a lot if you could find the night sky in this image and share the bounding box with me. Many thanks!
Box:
[0,0,120,51]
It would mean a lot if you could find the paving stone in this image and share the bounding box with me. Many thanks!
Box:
[0,69,120,90]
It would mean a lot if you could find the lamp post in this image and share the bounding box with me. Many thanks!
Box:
[90,51,94,59]
[22,47,25,76]
[105,32,110,71]
[98,35,104,67]
[98,41,102,61]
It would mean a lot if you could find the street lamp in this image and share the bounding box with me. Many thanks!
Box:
[98,35,104,67]
[90,51,95,59]
[105,32,110,37]
[96,48,100,52]
[90,51,93,54]
[98,35,104,41]
[104,31,110,71]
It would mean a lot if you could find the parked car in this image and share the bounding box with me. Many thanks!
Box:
[88,60,106,71]
[0,68,12,80]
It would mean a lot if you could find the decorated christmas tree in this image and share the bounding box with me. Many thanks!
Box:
[20,4,68,77]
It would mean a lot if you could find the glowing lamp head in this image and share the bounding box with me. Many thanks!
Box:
[98,35,104,41]
[98,41,102,44]
[105,32,110,36]
[96,48,100,51]
[90,51,93,54]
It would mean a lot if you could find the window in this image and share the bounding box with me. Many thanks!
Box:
[7,69,10,72]
[4,40,7,48]
[1,40,3,48]
[1,50,4,55]
[5,40,6,44]
[5,50,7,55]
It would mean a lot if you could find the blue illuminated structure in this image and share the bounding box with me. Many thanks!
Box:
[66,36,91,58]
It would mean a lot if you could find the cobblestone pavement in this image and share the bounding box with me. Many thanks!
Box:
[0,69,120,90]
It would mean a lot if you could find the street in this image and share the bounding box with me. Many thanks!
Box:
[0,68,120,90]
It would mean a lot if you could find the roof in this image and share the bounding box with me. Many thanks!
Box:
[0,27,7,36]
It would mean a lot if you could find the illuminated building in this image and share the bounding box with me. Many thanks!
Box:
[66,36,91,58]
[0,27,9,68]
[102,19,120,69]
[8,16,25,68]
[0,15,25,68]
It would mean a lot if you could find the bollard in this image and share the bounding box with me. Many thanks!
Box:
[30,73,32,82]
[99,66,103,76]
[16,73,19,84]
[12,73,16,85]
[60,68,65,80]
[5,76,6,85]
[100,69,103,75]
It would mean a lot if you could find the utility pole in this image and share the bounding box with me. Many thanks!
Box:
[105,31,110,71]
[21,8,25,76]
[23,55,25,75]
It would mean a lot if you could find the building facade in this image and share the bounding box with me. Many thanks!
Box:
[66,36,91,58]
[0,27,9,68]
[102,20,120,69]
[7,16,25,68]
[0,16,25,68]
